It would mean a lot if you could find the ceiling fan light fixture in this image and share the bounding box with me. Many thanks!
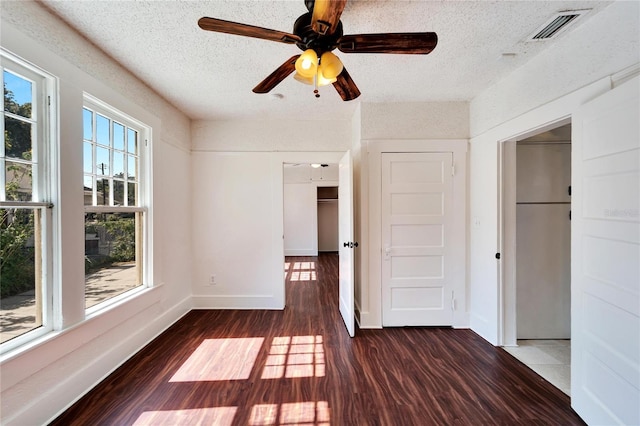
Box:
[294,72,315,85]
[316,65,337,87]
[295,49,318,78]
[320,51,343,79]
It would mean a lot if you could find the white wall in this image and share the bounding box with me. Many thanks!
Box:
[468,1,639,344]
[284,183,317,256]
[192,119,351,152]
[0,2,192,425]
[356,102,470,328]
[362,102,470,140]
[470,2,640,137]
[191,119,349,309]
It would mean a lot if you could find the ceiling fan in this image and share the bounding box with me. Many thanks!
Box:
[198,0,437,101]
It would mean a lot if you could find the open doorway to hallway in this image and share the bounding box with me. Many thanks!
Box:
[500,122,572,395]
[283,163,338,257]
[281,153,356,337]
[282,162,343,319]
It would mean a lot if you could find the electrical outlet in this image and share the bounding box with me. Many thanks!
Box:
[209,275,216,285]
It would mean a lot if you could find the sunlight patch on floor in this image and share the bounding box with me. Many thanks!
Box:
[169,337,264,382]
[262,335,325,379]
[249,401,330,425]
[133,407,237,425]
[289,262,317,281]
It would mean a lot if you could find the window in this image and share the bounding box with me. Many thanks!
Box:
[1,51,56,349]
[83,95,150,310]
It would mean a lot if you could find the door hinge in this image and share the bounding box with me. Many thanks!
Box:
[47,95,51,106]
[451,291,455,311]
[451,164,455,176]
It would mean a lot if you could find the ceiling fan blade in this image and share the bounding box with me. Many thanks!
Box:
[198,17,301,44]
[311,0,347,35]
[253,55,300,94]
[338,32,438,54]
[333,67,361,101]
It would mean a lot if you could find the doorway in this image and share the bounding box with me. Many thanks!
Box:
[282,158,355,336]
[500,122,572,395]
[283,163,339,256]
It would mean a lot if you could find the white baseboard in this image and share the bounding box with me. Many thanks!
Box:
[284,249,317,256]
[357,311,383,329]
[192,295,284,310]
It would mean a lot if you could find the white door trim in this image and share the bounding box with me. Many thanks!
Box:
[338,151,355,337]
[497,118,571,346]
[366,139,468,328]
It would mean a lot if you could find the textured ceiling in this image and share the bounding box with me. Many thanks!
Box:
[40,0,612,121]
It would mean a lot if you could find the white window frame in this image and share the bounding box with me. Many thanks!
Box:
[83,94,152,315]
[0,49,58,354]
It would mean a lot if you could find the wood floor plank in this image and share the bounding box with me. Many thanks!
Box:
[51,253,585,425]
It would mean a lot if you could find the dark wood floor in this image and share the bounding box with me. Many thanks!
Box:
[51,254,585,425]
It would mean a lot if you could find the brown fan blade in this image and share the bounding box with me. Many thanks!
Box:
[311,0,347,35]
[338,33,438,54]
[198,17,301,44]
[253,56,300,94]
[333,67,361,101]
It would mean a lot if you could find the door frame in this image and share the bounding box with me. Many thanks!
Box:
[367,139,468,328]
[497,117,571,346]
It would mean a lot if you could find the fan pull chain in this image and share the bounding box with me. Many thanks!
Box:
[314,60,320,98]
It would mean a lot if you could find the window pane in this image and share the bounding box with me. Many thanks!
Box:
[113,151,124,177]
[84,176,94,206]
[113,180,125,206]
[83,142,93,173]
[1,208,43,344]
[5,161,32,201]
[4,116,32,160]
[85,211,143,308]
[127,182,137,207]
[96,114,110,146]
[96,178,110,206]
[96,146,109,176]
[127,129,137,154]
[127,155,136,180]
[3,71,32,119]
[83,108,93,141]
[113,122,125,151]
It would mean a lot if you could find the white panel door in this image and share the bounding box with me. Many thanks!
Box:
[572,76,639,425]
[382,152,454,326]
[338,151,355,337]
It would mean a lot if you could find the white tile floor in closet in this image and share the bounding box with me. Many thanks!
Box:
[503,340,571,396]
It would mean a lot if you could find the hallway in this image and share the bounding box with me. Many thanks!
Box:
[51,253,584,425]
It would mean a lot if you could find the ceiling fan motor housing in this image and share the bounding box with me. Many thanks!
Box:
[293,12,343,54]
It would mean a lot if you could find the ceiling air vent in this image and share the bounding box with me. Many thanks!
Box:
[527,10,590,41]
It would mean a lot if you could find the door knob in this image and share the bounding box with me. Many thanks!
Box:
[384,245,391,260]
